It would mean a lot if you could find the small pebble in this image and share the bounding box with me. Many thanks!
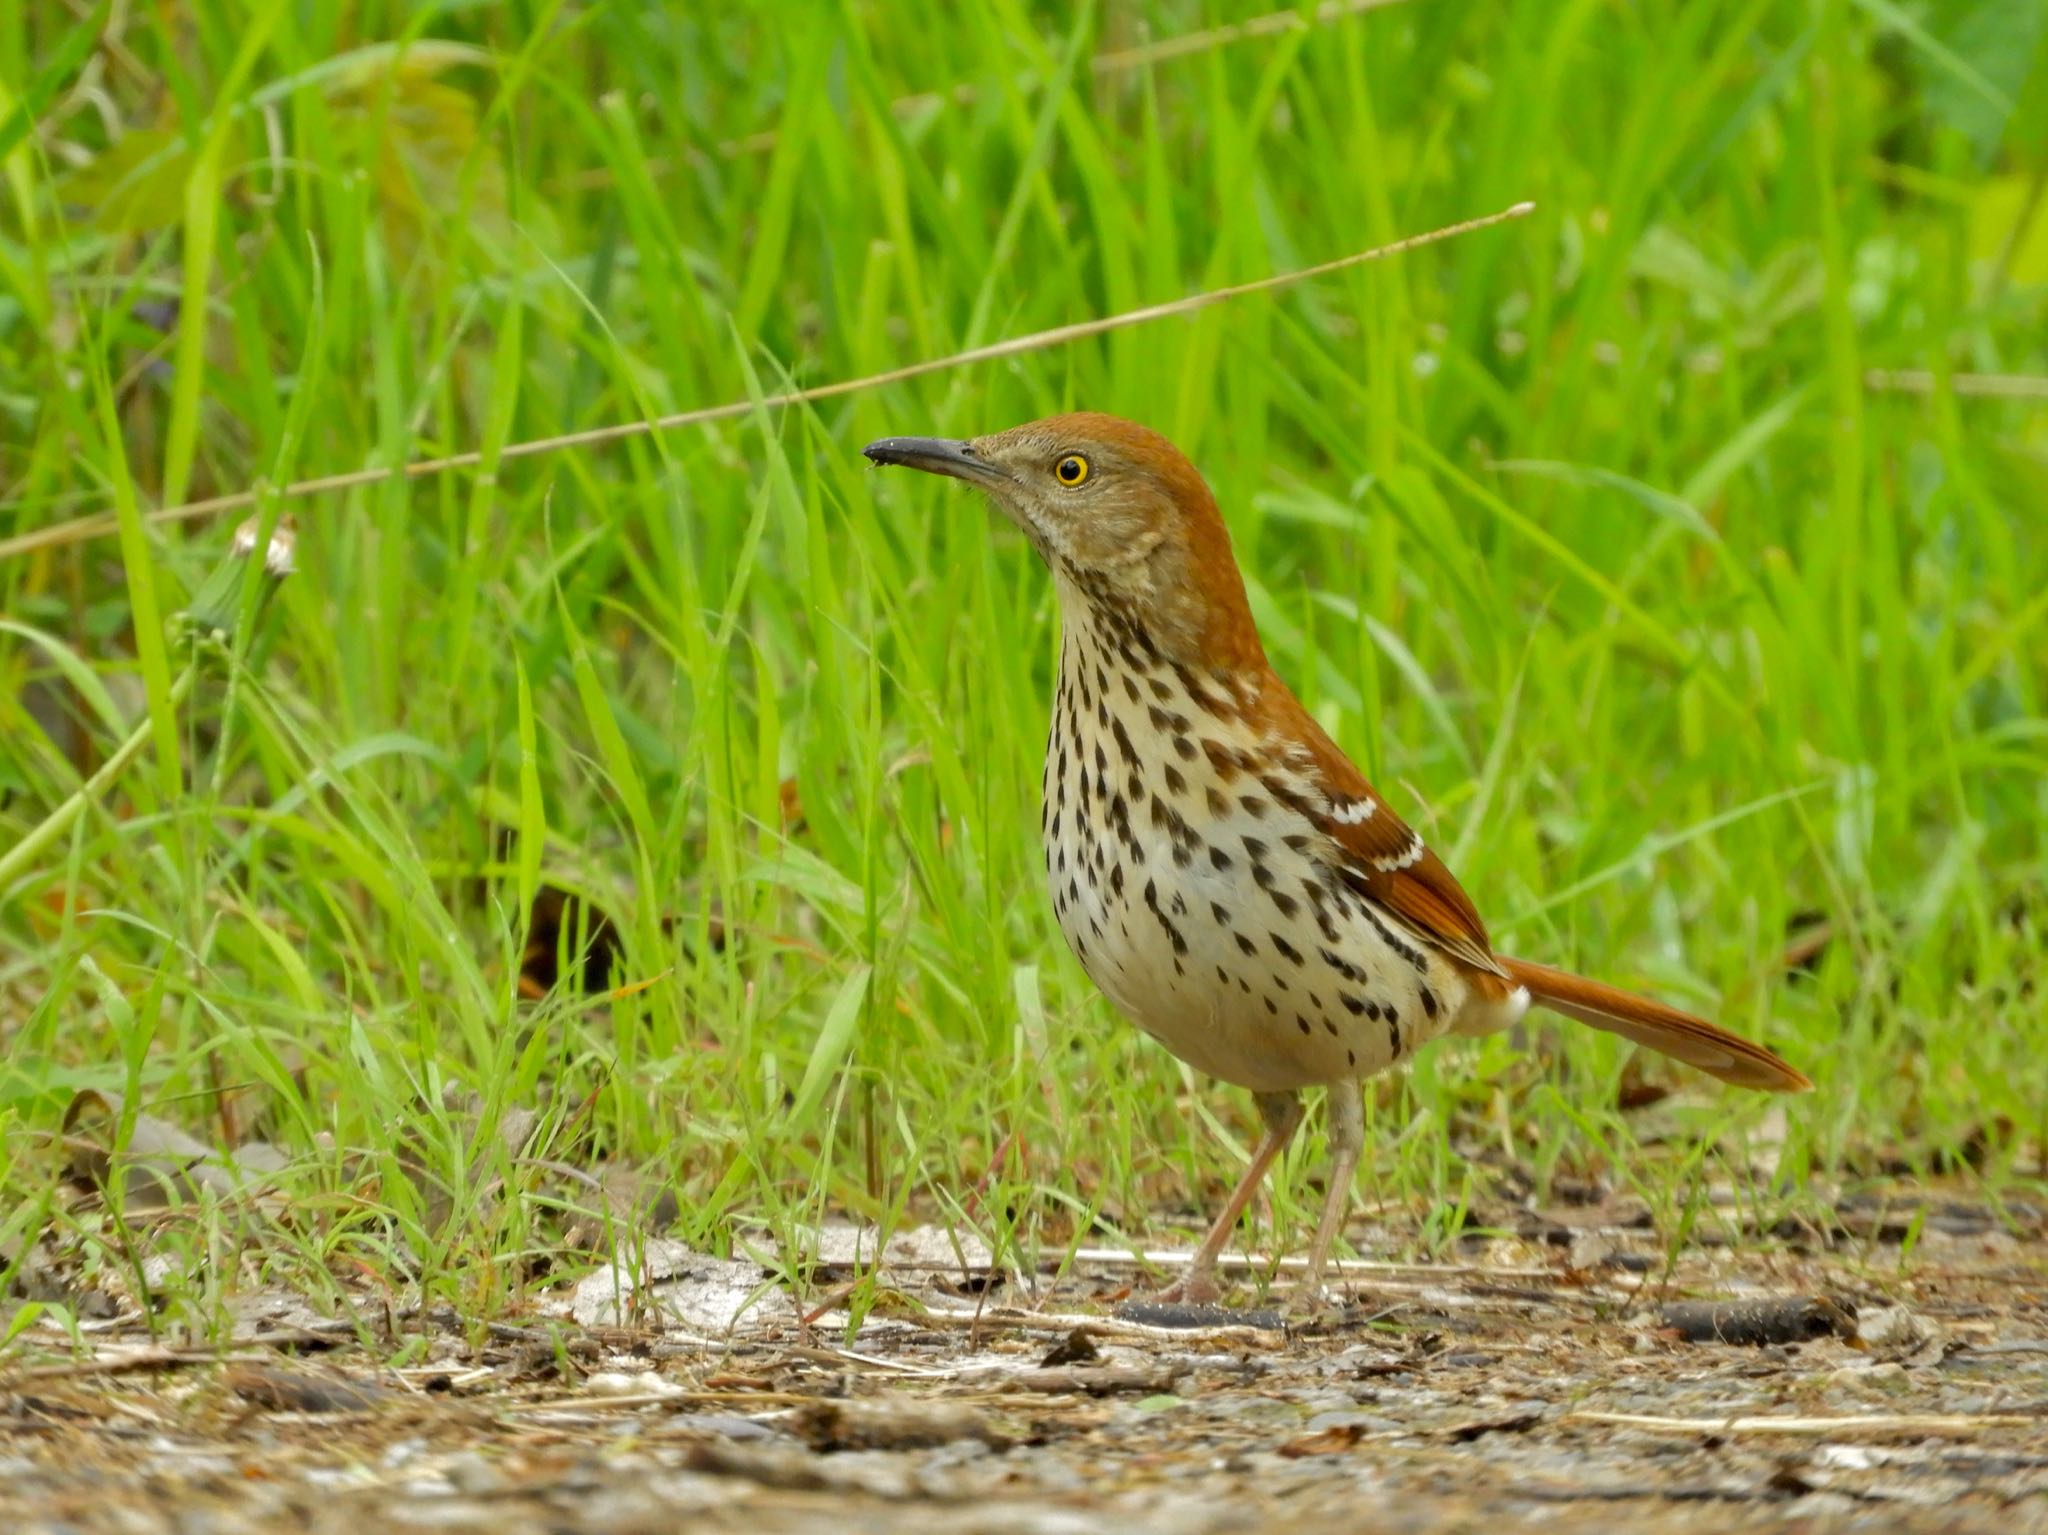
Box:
[441,1453,503,1495]
[585,1370,684,1398]
[1856,1305,1922,1350]
[1567,1231,1616,1272]
[684,1413,779,1442]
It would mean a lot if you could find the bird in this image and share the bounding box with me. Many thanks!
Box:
[862,412,1812,1306]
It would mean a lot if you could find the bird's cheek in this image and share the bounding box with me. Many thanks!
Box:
[1069,510,1154,571]
[993,497,1066,564]
[1048,513,1114,568]
[1019,502,1078,556]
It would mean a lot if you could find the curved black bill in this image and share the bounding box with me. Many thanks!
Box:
[861,435,1007,484]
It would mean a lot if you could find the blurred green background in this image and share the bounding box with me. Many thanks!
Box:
[1,0,2043,1324]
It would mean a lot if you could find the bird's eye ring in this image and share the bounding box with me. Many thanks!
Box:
[1055,454,1090,486]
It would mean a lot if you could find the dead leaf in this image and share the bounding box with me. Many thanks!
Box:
[227,1364,395,1414]
[559,1238,789,1334]
[62,1090,285,1209]
[1278,1422,1366,1457]
[560,1162,680,1254]
[1446,1407,1546,1441]
[1858,1304,1944,1364]
[1037,1327,1100,1368]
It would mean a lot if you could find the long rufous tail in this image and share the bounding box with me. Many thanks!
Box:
[1500,956,1812,1093]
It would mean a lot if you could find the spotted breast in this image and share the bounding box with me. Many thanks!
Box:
[1041,576,1485,1094]
[865,410,1809,1305]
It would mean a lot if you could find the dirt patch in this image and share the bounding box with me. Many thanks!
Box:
[4,1187,2044,1533]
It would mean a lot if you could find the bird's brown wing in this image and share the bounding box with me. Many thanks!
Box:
[1326,806,1507,979]
[1266,687,1506,979]
[1250,679,1811,1090]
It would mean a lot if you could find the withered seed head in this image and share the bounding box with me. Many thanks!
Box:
[865,412,1265,672]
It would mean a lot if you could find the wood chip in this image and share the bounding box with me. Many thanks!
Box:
[1569,1410,2036,1437]
[1114,1300,1285,1332]
[1658,1296,1857,1346]
[1278,1422,1367,1457]
[1037,1327,1101,1367]
[227,1364,397,1415]
[906,1303,1286,1346]
[790,1398,1009,1452]
[1006,1365,1189,1396]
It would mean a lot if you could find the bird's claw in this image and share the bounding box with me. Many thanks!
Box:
[1149,1270,1224,1307]
[1285,1280,1342,1319]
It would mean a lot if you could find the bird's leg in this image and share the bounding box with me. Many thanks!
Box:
[1153,1090,1304,1304]
[1297,1084,1364,1307]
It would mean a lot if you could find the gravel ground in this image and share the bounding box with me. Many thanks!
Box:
[4,1184,2043,1533]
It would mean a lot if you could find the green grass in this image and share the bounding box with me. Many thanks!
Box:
[2,0,2044,1341]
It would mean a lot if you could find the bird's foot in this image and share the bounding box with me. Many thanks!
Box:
[1284,1280,1342,1319]
[1148,1268,1223,1307]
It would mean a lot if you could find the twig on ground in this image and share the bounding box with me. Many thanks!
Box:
[898,1302,1289,1347]
[1568,1410,2036,1437]
[0,1346,278,1383]
[1068,1246,1560,1282]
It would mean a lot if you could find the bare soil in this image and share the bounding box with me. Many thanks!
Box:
[4,1182,2044,1534]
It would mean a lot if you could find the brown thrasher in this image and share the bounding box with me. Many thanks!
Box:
[864,412,1811,1304]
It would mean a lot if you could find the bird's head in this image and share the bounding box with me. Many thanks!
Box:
[863,411,1263,670]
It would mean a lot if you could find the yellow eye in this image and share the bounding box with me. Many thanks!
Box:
[1054,454,1090,486]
